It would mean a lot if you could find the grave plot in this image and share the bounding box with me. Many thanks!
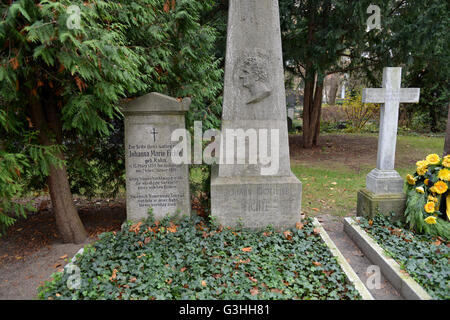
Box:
[38,216,366,300]
[345,215,449,300]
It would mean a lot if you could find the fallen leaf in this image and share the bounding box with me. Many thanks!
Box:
[110,269,118,281]
[312,208,320,212]
[180,267,187,272]
[53,263,62,268]
[283,230,293,240]
[313,228,320,235]
[60,254,68,260]
[250,287,259,296]
[270,288,283,294]
[129,222,142,234]
[201,280,207,287]
[295,222,304,230]
[241,247,252,252]
[167,223,177,233]
[313,261,322,267]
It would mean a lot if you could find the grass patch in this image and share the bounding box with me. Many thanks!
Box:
[292,165,365,217]
[38,216,361,300]
[358,215,450,300]
[291,133,444,217]
[397,134,444,156]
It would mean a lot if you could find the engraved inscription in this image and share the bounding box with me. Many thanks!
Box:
[126,121,189,219]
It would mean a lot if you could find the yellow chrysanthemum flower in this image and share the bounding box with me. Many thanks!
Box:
[424,216,437,225]
[406,174,416,185]
[424,202,436,213]
[415,187,425,194]
[428,195,438,203]
[430,181,448,195]
[438,168,450,181]
[426,154,441,165]
[443,158,450,168]
[416,165,428,176]
[424,179,429,186]
[416,160,428,168]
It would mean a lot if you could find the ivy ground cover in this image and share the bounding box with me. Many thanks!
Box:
[38,216,361,300]
[358,215,450,300]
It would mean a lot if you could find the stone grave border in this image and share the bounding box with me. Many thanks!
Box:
[343,217,432,300]
[312,218,374,300]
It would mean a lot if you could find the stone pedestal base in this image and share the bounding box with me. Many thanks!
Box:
[357,188,406,221]
[366,169,404,194]
[211,166,302,229]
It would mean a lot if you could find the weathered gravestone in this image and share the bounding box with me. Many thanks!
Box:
[357,67,420,219]
[211,0,302,229]
[124,92,191,222]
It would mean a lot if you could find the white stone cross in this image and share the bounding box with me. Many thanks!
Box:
[363,67,420,171]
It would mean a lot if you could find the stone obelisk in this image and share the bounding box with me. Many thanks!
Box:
[211,0,302,229]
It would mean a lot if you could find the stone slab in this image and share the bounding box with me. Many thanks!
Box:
[211,165,301,229]
[124,93,191,222]
[344,217,433,300]
[356,188,406,221]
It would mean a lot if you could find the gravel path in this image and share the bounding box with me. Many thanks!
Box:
[0,240,90,300]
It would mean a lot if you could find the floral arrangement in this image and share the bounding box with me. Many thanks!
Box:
[405,154,450,240]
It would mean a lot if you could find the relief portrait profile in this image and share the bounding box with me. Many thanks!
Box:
[238,54,272,105]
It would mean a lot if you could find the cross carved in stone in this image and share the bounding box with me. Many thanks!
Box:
[362,67,420,171]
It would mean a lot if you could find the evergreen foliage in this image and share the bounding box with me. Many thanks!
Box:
[0,0,223,234]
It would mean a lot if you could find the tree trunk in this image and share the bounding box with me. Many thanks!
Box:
[302,74,324,149]
[328,74,339,105]
[29,96,87,244]
[313,80,324,145]
[301,13,323,149]
[444,103,450,157]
